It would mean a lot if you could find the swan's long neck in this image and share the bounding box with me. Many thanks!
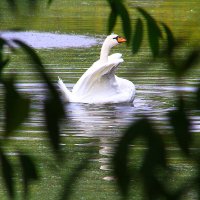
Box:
[100,42,111,63]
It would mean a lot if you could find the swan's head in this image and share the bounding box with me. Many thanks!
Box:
[104,34,127,48]
[100,34,126,62]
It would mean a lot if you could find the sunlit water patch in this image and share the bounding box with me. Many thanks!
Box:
[0,31,99,49]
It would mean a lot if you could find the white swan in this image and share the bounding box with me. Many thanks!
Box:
[58,34,135,104]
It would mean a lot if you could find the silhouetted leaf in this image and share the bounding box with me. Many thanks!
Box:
[161,23,176,56]
[44,93,65,156]
[13,39,62,97]
[197,160,200,199]
[0,58,10,77]
[0,38,11,77]
[5,0,41,14]
[113,121,137,197]
[13,40,47,80]
[4,78,30,135]
[48,0,54,6]
[0,149,15,198]
[107,0,119,34]
[132,18,143,54]
[107,0,131,42]
[181,49,200,76]
[6,0,17,12]
[113,118,166,197]
[59,156,90,200]
[19,153,39,198]
[197,86,200,109]
[168,98,192,155]
[119,3,131,42]
[13,39,65,156]
[108,10,118,34]
[137,8,162,57]
[169,48,200,78]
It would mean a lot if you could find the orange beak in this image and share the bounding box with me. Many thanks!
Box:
[117,36,127,43]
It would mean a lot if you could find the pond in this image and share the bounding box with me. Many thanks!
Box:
[0,0,200,199]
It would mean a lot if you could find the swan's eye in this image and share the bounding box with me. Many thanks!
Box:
[113,36,119,40]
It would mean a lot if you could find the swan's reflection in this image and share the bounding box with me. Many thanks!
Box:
[64,103,136,179]
[65,103,135,137]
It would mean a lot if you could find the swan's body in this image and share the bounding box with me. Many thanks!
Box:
[58,34,135,104]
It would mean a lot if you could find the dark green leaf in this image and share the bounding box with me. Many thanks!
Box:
[13,40,46,79]
[108,10,118,34]
[119,4,131,42]
[13,39,65,156]
[0,149,15,198]
[161,23,176,56]
[113,118,166,197]
[48,0,54,6]
[168,98,192,155]
[132,18,143,54]
[113,120,138,197]
[171,49,200,77]
[4,78,30,135]
[59,156,90,200]
[107,0,131,42]
[19,153,39,198]
[5,0,40,14]
[44,93,65,156]
[181,49,200,75]
[107,0,120,34]
[0,58,10,78]
[6,0,17,12]
[197,160,200,199]
[0,38,11,77]
[197,86,200,109]
[137,8,162,57]
[13,39,62,97]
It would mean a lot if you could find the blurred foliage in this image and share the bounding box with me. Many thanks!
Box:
[0,0,200,200]
[107,0,200,199]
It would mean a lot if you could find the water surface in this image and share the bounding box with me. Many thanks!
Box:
[0,0,200,199]
[0,31,98,48]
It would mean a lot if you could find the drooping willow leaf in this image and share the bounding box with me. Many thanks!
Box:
[6,0,17,12]
[137,8,162,57]
[44,94,65,155]
[181,49,200,76]
[0,149,15,198]
[59,155,90,200]
[108,10,118,34]
[4,78,30,135]
[132,18,144,54]
[113,118,167,197]
[19,153,39,198]
[118,2,131,42]
[168,98,192,155]
[107,0,131,42]
[0,38,12,77]
[161,22,176,56]
[197,86,200,109]
[13,40,65,155]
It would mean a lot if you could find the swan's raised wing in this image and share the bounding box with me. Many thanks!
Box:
[72,58,123,96]
[108,53,122,61]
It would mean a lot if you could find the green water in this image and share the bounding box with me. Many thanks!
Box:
[0,0,200,199]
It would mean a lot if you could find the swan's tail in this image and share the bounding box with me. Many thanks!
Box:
[57,77,72,102]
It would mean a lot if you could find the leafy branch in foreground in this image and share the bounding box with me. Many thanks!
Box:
[0,37,66,198]
[107,0,132,42]
[107,2,177,58]
[109,4,200,199]
[113,69,200,200]
[13,40,66,156]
